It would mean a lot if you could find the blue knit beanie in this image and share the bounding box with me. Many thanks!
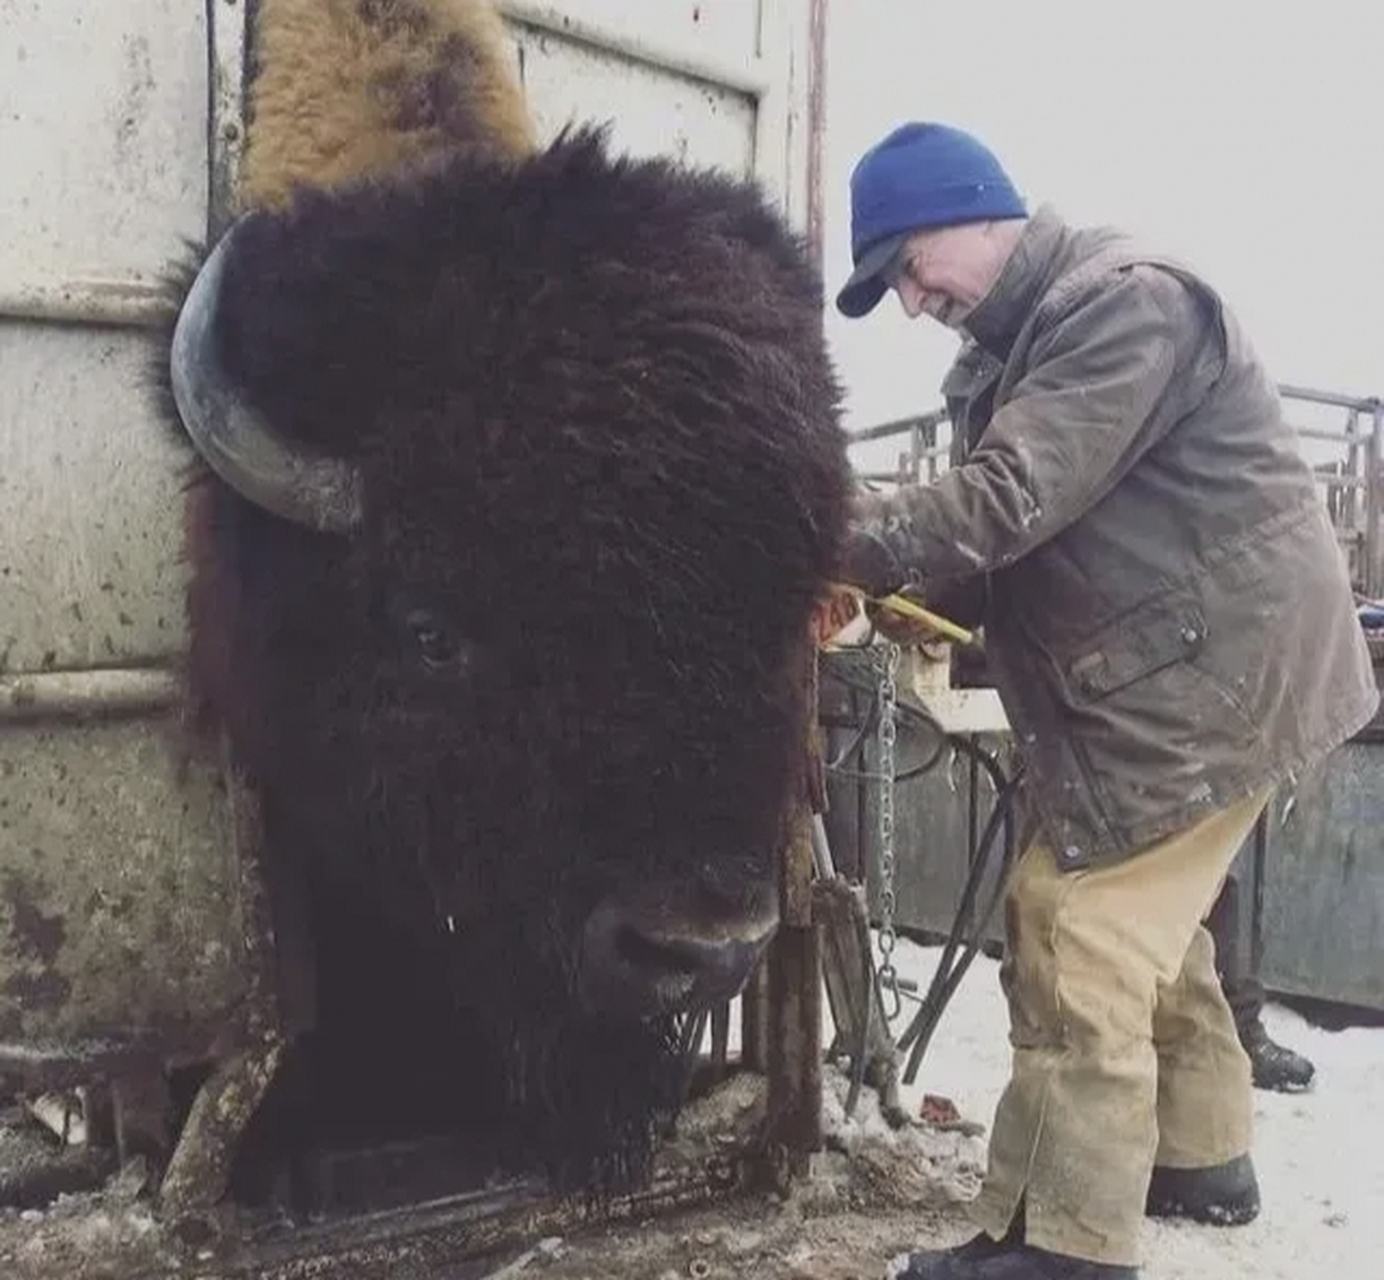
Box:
[836,122,1026,318]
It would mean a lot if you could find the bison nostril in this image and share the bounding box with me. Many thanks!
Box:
[613,925,732,978]
[579,897,777,1018]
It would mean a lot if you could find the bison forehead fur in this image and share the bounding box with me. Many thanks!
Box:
[203,128,848,900]
[162,3,849,1195]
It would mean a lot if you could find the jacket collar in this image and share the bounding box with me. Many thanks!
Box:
[962,204,1072,355]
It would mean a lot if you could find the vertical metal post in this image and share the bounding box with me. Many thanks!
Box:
[963,735,980,935]
[1344,408,1360,535]
[761,650,823,1186]
[207,0,249,240]
[1368,403,1384,599]
[755,0,829,1179]
[803,0,829,269]
[739,959,770,1073]
[708,1000,731,1086]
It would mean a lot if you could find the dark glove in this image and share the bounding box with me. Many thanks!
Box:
[839,487,912,596]
[840,525,906,597]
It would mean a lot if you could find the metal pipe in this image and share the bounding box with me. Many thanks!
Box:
[0,668,180,722]
[761,651,823,1183]
[497,0,770,97]
[901,443,951,461]
[1296,425,1373,445]
[0,281,173,329]
[1341,409,1362,532]
[804,0,829,270]
[1279,384,1382,413]
[738,956,769,1074]
[847,409,949,444]
[1310,471,1367,490]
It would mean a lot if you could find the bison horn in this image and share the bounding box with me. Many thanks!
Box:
[169,220,364,533]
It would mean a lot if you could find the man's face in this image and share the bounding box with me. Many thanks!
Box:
[884,223,989,329]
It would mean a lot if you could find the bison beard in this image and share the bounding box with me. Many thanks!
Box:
[155,3,849,1199]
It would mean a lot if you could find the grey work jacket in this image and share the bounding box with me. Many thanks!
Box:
[864,206,1378,867]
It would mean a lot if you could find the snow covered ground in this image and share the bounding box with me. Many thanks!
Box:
[873,936,1384,1279]
[522,932,1384,1280]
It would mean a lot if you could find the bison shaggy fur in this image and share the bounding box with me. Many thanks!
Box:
[158,0,850,1194]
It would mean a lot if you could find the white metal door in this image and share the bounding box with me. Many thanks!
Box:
[497,0,820,238]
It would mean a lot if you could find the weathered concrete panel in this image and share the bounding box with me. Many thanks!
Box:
[0,719,256,1077]
[0,0,207,293]
[0,324,187,675]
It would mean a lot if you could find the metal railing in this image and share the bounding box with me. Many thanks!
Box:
[849,408,953,488]
[1281,385,1384,598]
[847,385,1384,597]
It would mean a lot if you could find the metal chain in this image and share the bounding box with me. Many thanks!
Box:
[875,641,902,1020]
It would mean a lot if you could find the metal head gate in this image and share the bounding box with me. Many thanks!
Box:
[0,1,832,1272]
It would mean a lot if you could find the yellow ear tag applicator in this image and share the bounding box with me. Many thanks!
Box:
[868,591,977,647]
[813,584,977,649]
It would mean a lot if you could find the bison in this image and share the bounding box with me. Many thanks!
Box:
[156,0,850,1193]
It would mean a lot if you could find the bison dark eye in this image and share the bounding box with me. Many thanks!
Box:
[404,608,470,675]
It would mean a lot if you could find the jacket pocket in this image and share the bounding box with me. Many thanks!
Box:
[1065,600,1208,699]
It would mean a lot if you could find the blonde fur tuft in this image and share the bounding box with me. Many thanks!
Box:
[239,0,536,211]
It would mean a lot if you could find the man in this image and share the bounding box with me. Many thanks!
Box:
[835,121,1376,1279]
[1207,870,1316,1093]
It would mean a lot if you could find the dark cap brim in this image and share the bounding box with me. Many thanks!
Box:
[835,232,907,318]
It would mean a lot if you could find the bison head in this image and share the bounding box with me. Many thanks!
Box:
[162,129,848,1188]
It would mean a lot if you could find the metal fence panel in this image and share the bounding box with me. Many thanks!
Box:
[844,388,1384,1011]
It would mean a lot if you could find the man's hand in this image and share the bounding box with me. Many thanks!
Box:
[840,488,909,597]
[840,528,904,598]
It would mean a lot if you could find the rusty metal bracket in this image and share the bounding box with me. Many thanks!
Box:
[159,1039,284,1215]
[158,747,290,1213]
[813,873,905,1126]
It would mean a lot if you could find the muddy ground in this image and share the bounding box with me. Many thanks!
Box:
[0,1178,973,1280]
[499,1068,982,1280]
[6,940,1381,1280]
[0,1064,983,1280]
[484,1191,966,1280]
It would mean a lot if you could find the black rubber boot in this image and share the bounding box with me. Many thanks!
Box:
[1145,1153,1260,1226]
[887,1233,1137,1279]
[1244,1022,1316,1092]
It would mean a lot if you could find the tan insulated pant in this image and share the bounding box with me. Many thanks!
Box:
[970,790,1270,1267]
